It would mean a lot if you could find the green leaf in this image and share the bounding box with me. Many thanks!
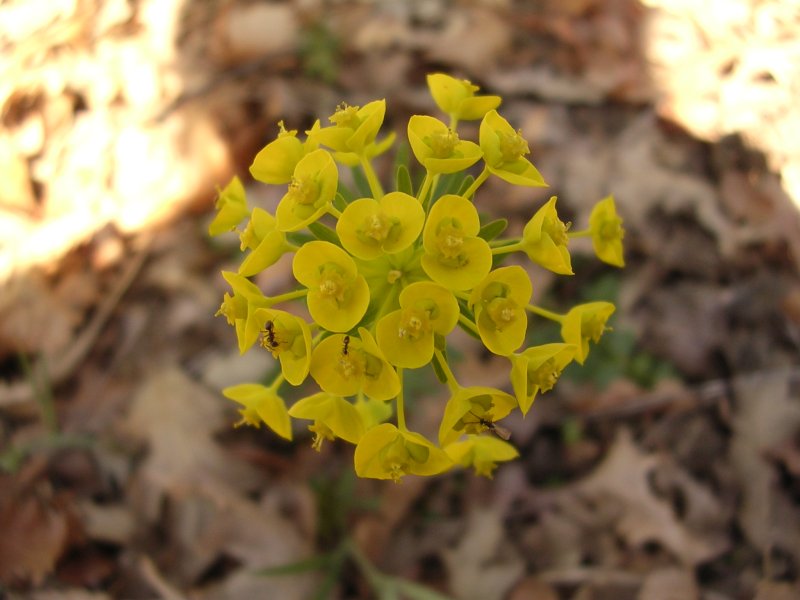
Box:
[396,580,455,600]
[308,221,341,246]
[351,166,371,197]
[337,181,356,203]
[254,553,332,576]
[456,174,475,196]
[478,218,508,242]
[431,348,448,384]
[334,191,348,212]
[396,165,413,195]
[287,231,315,246]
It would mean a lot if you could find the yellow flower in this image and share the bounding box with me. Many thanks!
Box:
[253,308,313,385]
[468,266,532,356]
[422,194,492,290]
[313,100,386,155]
[521,196,573,275]
[336,192,424,260]
[510,343,576,415]
[275,149,339,232]
[407,115,482,175]
[445,436,519,478]
[208,176,249,236]
[223,383,292,440]
[218,271,270,353]
[560,302,615,364]
[589,195,625,267]
[249,120,320,184]
[293,241,370,332]
[427,73,501,122]
[288,392,366,450]
[354,423,452,482]
[331,131,397,166]
[438,386,517,446]
[376,281,459,369]
[238,208,288,277]
[479,110,546,187]
[310,328,400,401]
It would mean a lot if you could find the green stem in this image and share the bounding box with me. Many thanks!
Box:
[568,229,592,238]
[267,288,308,306]
[489,237,521,248]
[434,349,460,394]
[448,114,459,131]
[360,156,384,200]
[422,174,440,214]
[526,303,565,323]
[462,166,489,199]
[267,372,286,392]
[416,173,432,205]
[458,314,481,338]
[453,290,470,302]
[284,241,301,252]
[396,368,407,431]
[491,241,523,256]
[328,205,343,219]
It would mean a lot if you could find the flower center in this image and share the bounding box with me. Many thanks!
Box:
[337,352,364,380]
[486,297,517,329]
[329,103,361,129]
[599,218,623,241]
[397,308,431,341]
[528,358,561,393]
[582,314,608,343]
[497,129,529,163]
[215,293,244,325]
[318,264,349,303]
[287,175,319,206]
[434,219,469,264]
[543,215,569,247]
[309,422,336,451]
[428,128,460,158]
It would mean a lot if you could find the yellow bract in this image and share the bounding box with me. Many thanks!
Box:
[336,192,424,260]
[313,100,387,155]
[249,120,321,185]
[445,436,519,478]
[354,423,452,482]
[522,196,573,275]
[276,149,338,232]
[376,281,459,368]
[479,110,547,187]
[510,343,576,415]
[288,393,366,450]
[438,386,517,446]
[293,241,370,332]
[209,176,249,236]
[427,73,502,122]
[238,208,288,277]
[219,271,270,353]
[407,115,482,175]
[589,195,625,267]
[469,266,532,356]
[422,195,492,290]
[223,383,292,440]
[253,308,312,386]
[561,302,615,364]
[309,328,400,401]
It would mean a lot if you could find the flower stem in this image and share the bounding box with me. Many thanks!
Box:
[491,241,523,256]
[434,349,460,393]
[267,288,308,305]
[462,166,489,199]
[417,173,431,205]
[267,372,285,392]
[360,156,384,200]
[489,237,521,248]
[568,229,592,238]
[526,303,564,323]
[328,205,343,219]
[458,314,481,338]
[448,115,459,131]
[396,368,407,431]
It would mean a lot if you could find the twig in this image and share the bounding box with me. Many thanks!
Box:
[0,235,150,409]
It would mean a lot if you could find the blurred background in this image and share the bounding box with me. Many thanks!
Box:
[1,0,799,598]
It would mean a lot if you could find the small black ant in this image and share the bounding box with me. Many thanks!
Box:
[341,335,350,356]
[262,320,279,349]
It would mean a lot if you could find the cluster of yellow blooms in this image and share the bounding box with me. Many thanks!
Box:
[210,74,624,481]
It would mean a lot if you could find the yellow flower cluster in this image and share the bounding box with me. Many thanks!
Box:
[210,74,625,481]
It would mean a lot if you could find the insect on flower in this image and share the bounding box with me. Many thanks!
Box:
[261,320,280,349]
[341,334,350,356]
[467,411,511,441]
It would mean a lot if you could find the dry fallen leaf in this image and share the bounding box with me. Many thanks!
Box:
[441,508,525,600]
[638,567,699,600]
[575,428,728,566]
